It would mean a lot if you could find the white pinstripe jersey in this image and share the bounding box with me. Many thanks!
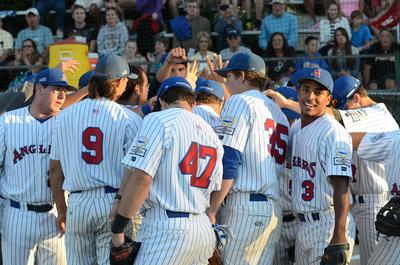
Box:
[193,105,219,128]
[339,103,399,194]
[50,98,142,191]
[357,131,400,197]
[0,107,54,204]
[291,114,353,213]
[122,107,224,214]
[215,89,289,200]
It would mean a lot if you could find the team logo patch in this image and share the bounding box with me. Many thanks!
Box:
[334,157,351,166]
[311,69,321,78]
[216,116,236,136]
[215,126,235,136]
[129,146,147,157]
[335,148,348,158]
[136,136,149,147]
[220,116,236,127]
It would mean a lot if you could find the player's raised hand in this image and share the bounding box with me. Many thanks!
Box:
[264,89,289,108]
[56,59,80,74]
[186,60,199,89]
[167,47,187,65]
[205,57,226,84]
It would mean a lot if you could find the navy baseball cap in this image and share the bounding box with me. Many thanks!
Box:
[94,54,138,80]
[157,77,193,98]
[276,86,301,120]
[227,28,240,38]
[78,70,94,88]
[196,80,224,101]
[332,76,361,110]
[297,68,333,92]
[34,68,76,91]
[216,52,266,77]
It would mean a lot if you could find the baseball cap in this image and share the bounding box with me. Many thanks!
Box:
[297,68,333,92]
[276,86,301,119]
[157,77,193,98]
[34,68,76,91]
[94,54,138,80]
[26,8,39,16]
[271,0,286,4]
[216,52,266,77]
[78,70,94,89]
[196,80,224,101]
[227,28,240,38]
[332,76,361,110]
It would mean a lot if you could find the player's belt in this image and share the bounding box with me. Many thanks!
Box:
[165,210,190,218]
[9,199,53,213]
[298,212,320,222]
[249,194,268,201]
[70,186,119,194]
[283,213,296,222]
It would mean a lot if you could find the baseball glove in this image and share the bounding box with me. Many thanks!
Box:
[110,236,141,265]
[375,197,400,237]
[319,243,350,265]
[208,249,223,265]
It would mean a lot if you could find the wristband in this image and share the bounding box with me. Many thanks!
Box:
[111,213,131,234]
[141,104,152,115]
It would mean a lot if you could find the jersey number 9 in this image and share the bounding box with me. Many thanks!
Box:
[82,127,103,164]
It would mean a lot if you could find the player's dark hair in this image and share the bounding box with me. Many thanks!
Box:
[305,36,318,45]
[196,92,222,104]
[88,76,121,101]
[231,70,270,90]
[353,83,368,97]
[159,86,196,105]
[118,66,146,102]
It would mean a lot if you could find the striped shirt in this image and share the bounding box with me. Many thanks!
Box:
[193,105,219,128]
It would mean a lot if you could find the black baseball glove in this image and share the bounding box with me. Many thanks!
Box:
[376,197,400,237]
[320,243,350,265]
[110,236,141,265]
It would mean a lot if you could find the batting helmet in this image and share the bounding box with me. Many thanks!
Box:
[276,86,301,120]
[332,76,361,110]
[94,54,138,80]
[215,52,266,77]
[296,68,333,93]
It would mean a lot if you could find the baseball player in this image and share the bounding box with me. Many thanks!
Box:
[49,54,142,265]
[290,68,355,264]
[193,78,225,128]
[331,76,399,264]
[273,86,300,265]
[110,76,224,264]
[0,67,76,265]
[208,52,289,265]
[350,130,400,265]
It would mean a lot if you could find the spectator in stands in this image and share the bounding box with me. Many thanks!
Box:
[265,32,296,85]
[215,1,243,51]
[65,5,98,52]
[171,0,210,53]
[73,0,104,29]
[8,38,43,89]
[241,0,265,30]
[97,7,129,56]
[0,18,13,66]
[350,10,374,52]
[35,0,66,37]
[259,0,298,51]
[122,39,148,70]
[189,31,217,74]
[363,28,399,90]
[147,36,169,75]
[15,8,54,61]
[296,36,329,71]
[219,28,252,61]
[327,27,360,79]
[319,1,351,53]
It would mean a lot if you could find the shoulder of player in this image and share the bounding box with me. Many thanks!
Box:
[1,106,30,122]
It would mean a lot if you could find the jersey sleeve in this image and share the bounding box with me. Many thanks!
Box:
[122,113,142,155]
[215,96,252,152]
[122,114,164,178]
[322,126,353,179]
[50,116,61,161]
[0,116,6,169]
[357,132,396,163]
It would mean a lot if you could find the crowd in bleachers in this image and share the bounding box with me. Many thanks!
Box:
[0,0,399,91]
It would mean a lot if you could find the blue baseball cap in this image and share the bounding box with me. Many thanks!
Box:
[157,77,193,98]
[276,86,301,120]
[196,80,224,101]
[78,70,94,89]
[34,68,76,91]
[215,52,266,77]
[332,76,361,110]
[297,68,333,92]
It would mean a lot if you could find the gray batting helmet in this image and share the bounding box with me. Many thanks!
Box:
[94,54,138,80]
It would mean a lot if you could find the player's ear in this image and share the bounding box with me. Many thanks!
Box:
[134,84,140,95]
[327,94,332,106]
[352,93,361,104]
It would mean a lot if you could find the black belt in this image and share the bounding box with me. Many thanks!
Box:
[70,186,119,194]
[10,199,53,213]
[298,212,320,222]
[166,210,190,218]
[283,213,296,222]
[249,194,268,201]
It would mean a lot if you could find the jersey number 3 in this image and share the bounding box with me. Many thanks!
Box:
[179,142,217,189]
[82,127,103,164]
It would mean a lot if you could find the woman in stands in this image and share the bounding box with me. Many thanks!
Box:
[189,31,217,74]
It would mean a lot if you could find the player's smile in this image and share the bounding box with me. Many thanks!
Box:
[298,80,331,123]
